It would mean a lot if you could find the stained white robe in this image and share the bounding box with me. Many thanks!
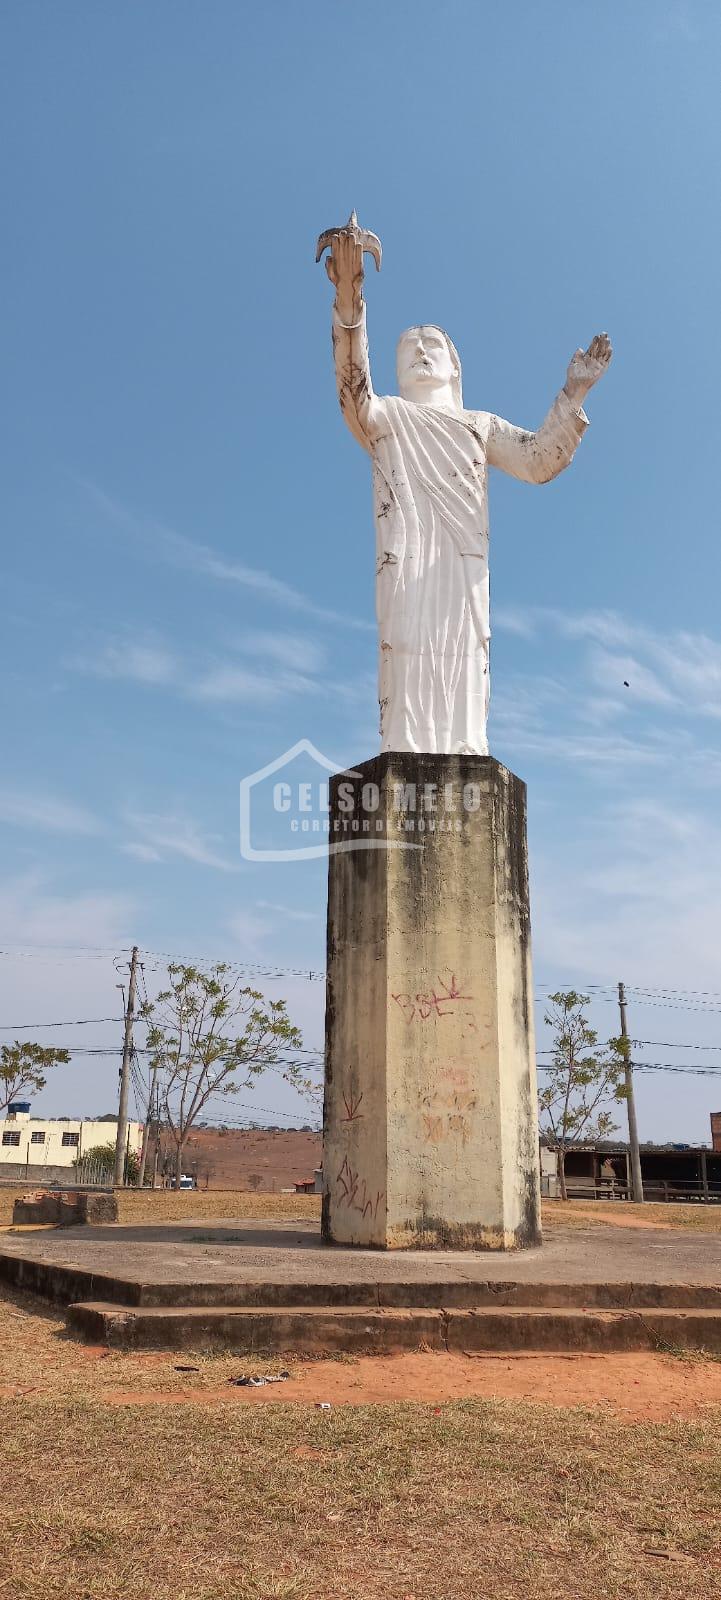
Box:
[333,306,588,754]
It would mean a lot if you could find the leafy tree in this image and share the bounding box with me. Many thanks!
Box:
[78,1141,140,1184]
[141,963,306,1190]
[537,991,628,1201]
[0,1042,70,1113]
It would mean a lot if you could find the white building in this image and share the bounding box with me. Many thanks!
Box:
[0,1102,143,1172]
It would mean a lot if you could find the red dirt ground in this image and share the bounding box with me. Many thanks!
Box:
[5,1350,721,1421]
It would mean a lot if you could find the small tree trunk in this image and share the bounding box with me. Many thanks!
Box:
[174,1143,183,1191]
[137,1067,158,1188]
[136,1121,150,1189]
[557,1147,568,1202]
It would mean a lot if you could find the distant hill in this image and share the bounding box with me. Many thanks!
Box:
[155,1126,322,1190]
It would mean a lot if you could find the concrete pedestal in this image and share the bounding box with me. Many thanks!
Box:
[322,754,541,1250]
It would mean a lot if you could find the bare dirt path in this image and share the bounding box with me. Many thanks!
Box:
[77,1351,721,1420]
[3,1283,721,1423]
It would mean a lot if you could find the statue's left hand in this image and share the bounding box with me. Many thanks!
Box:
[564,332,612,407]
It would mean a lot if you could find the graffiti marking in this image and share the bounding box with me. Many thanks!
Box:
[341,1088,364,1123]
[335,1157,384,1221]
[391,972,473,1025]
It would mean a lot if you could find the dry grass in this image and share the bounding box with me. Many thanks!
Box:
[543,1199,721,1233]
[0,1186,321,1228]
[3,1382,721,1597]
[0,1281,293,1396]
[115,1189,321,1225]
[2,1284,721,1597]
[4,1184,721,1234]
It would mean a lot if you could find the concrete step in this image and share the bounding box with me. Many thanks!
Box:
[68,1302,447,1353]
[67,1300,721,1355]
[3,1245,721,1312]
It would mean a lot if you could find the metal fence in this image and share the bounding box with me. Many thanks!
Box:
[73,1155,122,1187]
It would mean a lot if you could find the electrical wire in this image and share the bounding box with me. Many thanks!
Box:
[0,1017,125,1030]
[536,1061,721,1078]
[635,1039,721,1051]
[137,947,326,982]
[203,1100,319,1125]
[3,945,721,1008]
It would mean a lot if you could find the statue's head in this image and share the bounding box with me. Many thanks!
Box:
[396,325,463,409]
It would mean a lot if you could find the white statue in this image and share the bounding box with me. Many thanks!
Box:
[318,213,612,756]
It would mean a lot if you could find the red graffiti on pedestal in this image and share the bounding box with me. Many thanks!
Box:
[335,1156,384,1222]
[391,972,473,1024]
[341,1088,364,1123]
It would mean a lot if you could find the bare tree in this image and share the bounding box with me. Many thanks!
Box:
[141,963,306,1190]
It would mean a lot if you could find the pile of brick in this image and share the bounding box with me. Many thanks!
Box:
[12,1190,118,1226]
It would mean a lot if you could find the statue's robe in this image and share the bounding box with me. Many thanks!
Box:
[333,307,588,755]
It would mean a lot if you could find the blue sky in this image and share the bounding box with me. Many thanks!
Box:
[2,1,721,1140]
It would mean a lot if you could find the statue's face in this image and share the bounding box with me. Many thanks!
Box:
[397,326,458,399]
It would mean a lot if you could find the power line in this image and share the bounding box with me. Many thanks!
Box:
[43,1046,721,1077]
[0,944,326,983]
[4,946,721,1007]
[535,982,619,993]
[0,945,130,954]
[537,1051,721,1070]
[537,1061,721,1078]
[0,1017,125,1031]
[205,1103,319,1125]
[137,948,326,982]
[197,1103,321,1127]
[625,998,721,1014]
[630,986,721,1000]
[635,1039,721,1051]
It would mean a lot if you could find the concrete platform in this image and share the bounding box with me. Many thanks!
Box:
[2,1216,721,1353]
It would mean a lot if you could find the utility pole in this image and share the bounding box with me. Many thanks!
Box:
[618,980,644,1203]
[114,946,139,1188]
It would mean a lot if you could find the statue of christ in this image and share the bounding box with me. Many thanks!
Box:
[322,218,612,755]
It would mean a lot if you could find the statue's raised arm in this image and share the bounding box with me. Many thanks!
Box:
[486,333,613,485]
[317,212,385,451]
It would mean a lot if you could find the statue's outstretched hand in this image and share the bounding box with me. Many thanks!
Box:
[564,332,612,408]
[326,229,364,325]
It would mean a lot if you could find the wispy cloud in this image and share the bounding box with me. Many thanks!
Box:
[533,791,721,994]
[239,632,326,676]
[493,605,539,639]
[0,871,133,949]
[494,605,721,731]
[72,635,180,688]
[256,900,320,924]
[122,811,237,872]
[227,908,273,950]
[494,705,675,770]
[191,664,316,706]
[587,648,677,709]
[0,788,101,836]
[78,478,373,632]
[70,625,325,709]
